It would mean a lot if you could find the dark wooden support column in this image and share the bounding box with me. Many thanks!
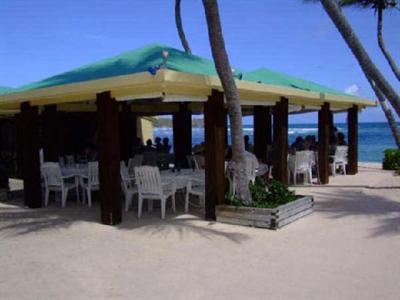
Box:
[20,102,42,208]
[254,106,270,163]
[173,103,192,168]
[15,113,24,178]
[347,105,358,175]
[272,97,289,184]
[204,90,225,220]
[120,104,137,162]
[97,91,121,225]
[42,105,59,161]
[318,102,331,184]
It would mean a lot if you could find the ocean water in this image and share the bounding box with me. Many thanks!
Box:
[153,122,398,163]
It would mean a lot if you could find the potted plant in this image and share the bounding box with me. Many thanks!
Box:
[217,178,314,229]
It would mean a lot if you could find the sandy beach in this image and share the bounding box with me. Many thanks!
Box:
[0,162,399,300]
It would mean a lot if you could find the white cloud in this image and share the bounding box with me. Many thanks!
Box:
[344,84,360,96]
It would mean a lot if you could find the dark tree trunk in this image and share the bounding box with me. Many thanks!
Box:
[202,0,251,203]
[175,0,192,54]
[377,7,400,81]
[320,0,400,117]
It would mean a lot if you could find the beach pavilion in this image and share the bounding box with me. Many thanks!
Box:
[0,44,376,225]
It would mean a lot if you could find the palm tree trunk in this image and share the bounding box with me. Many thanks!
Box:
[368,78,400,148]
[202,0,252,204]
[175,0,192,54]
[377,7,400,81]
[320,0,400,117]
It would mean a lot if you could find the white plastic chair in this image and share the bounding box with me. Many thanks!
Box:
[127,155,144,175]
[58,157,65,168]
[185,178,205,213]
[187,155,200,170]
[41,162,78,207]
[39,148,44,166]
[134,166,176,219]
[80,161,99,207]
[289,151,314,185]
[120,161,137,211]
[330,146,348,176]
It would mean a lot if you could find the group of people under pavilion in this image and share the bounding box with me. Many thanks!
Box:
[0,44,375,225]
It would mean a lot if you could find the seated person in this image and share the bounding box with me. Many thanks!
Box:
[144,139,156,152]
[155,137,163,152]
[290,136,306,153]
[133,137,143,155]
[337,132,347,146]
[244,135,253,152]
[162,137,171,153]
[305,135,317,151]
[193,142,205,155]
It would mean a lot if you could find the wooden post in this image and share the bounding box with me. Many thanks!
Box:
[42,105,60,161]
[347,105,358,174]
[272,98,289,184]
[318,102,330,184]
[97,91,122,225]
[254,106,270,163]
[20,102,42,208]
[204,90,225,220]
[120,104,137,162]
[15,113,24,178]
[173,103,192,168]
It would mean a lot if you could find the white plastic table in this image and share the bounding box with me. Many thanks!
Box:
[160,169,205,189]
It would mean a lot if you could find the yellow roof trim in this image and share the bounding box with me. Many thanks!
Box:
[0,69,376,113]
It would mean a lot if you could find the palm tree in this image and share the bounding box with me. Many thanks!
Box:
[339,0,400,80]
[336,1,400,147]
[318,0,400,117]
[175,0,192,54]
[202,0,251,204]
[368,77,400,147]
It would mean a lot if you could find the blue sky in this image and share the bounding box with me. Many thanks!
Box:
[0,0,399,123]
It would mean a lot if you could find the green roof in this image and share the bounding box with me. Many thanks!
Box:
[0,85,14,95]
[11,43,349,98]
[15,44,219,92]
[242,68,350,97]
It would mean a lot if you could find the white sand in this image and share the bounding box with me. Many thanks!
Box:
[0,164,399,300]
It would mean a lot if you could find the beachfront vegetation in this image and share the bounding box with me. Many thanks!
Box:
[383,149,400,171]
[226,178,297,209]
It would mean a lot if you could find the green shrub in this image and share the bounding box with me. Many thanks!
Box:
[226,178,297,209]
[382,149,400,171]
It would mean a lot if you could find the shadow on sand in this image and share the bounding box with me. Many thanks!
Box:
[311,188,400,237]
[0,195,249,244]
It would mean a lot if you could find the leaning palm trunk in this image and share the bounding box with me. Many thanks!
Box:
[368,77,400,148]
[175,0,192,54]
[377,7,400,81]
[202,0,252,204]
[320,0,400,117]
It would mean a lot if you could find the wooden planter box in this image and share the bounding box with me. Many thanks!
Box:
[216,196,314,230]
